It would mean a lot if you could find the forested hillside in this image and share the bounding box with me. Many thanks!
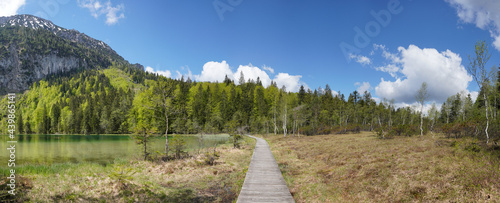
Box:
[0,61,413,136]
[0,58,499,145]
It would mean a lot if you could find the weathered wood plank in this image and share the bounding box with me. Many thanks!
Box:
[237,135,294,203]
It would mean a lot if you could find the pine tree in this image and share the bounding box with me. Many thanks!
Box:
[16,110,23,135]
[298,85,306,105]
[50,103,61,133]
[25,116,32,134]
[238,71,245,85]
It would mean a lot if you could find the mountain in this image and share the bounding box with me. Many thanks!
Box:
[0,14,140,94]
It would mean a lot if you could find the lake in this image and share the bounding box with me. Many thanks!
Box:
[0,134,229,165]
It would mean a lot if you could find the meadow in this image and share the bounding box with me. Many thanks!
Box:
[263,132,500,202]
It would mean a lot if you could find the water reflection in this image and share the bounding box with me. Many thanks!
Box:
[0,134,229,165]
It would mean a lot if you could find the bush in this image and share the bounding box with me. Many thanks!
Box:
[170,135,187,159]
[374,127,385,139]
[230,134,243,148]
[464,142,481,153]
[442,122,478,139]
[204,150,220,166]
[108,166,136,189]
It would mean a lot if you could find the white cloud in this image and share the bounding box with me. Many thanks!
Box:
[469,90,479,102]
[372,44,403,78]
[145,66,171,78]
[375,64,400,78]
[446,0,500,50]
[374,45,473,104]
[195,61,234,82]
[175,66,193,80]
[78,0,125,25]
[274,73,305,92]
[234,64,272,86]
[355,82,371,93]
[0,0,25,17]
[194,61,307,92]
[105,2,125,25]
[349,53,371,65]
[262,65,275,74]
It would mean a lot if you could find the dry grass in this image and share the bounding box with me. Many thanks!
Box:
[1,137,256,202]
[262,132,500,202]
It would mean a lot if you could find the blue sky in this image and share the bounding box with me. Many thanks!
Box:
[4,0,500,107]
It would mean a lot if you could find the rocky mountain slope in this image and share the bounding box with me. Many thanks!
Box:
[0,14,139,94]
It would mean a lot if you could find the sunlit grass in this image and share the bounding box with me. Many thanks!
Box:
[263,132,500,202]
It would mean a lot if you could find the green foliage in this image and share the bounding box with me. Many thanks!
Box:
[375,127,385,139]
[464,142,481,153]
[204,150,220,166]
[389,124,419,137]
[170,135,187,159]
[108,166,137,189]
[131,121,157,160]
[230,134,243,149]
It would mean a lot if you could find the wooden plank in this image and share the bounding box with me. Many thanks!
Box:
[237,135,295,203]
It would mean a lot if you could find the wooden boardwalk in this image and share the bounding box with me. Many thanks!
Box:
[237,135,295,203]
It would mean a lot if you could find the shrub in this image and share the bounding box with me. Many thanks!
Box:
[108,166,136,190]
[374,127,385,139]
[170,135,187,159]
[204,150,220,166]
[464,142,481,153]
[230,134,243,148]
[298,125,314,136]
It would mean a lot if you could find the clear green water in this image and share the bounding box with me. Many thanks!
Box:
[0,134,229,165]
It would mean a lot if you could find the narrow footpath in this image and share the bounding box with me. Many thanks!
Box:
[237,135,295,203]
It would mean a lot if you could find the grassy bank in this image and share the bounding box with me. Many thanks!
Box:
[262,132,500,202]
[1,136,255,202]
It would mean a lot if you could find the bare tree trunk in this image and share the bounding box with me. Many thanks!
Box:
[402,110,406,125]
[165,112,169,156]
[389,107,392,129]
[298,123,301,137]
[378,115,384,139]
[273,106,278,135]
[144,135,147,160]
[283,103,287,137]
[430,120,435,137]
[420,105,424,136]
[420,112,423,136]
[463,106,465,121]
[485,94,489,144]
[494,91,497,120]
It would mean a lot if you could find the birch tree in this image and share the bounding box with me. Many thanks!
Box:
[415,82,429,136]
[467,40,492,144]
[281,86,288,137]
[428,102,439,136]
[150,79,176,156]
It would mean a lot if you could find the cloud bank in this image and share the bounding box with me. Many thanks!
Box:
[192,61,307,92]
[372,44,474,104]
